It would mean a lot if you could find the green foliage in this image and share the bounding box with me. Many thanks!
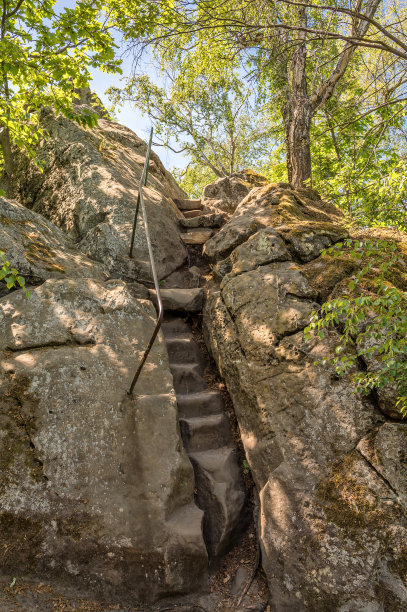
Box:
[304,239,407,416]
[309,49,407,228]
[119,0,407,215]
[0,0,123,162]
[172,164,217,199]
[0,251,31,298]
[108,48,271,194]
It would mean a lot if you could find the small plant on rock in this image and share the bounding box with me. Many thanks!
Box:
[0,250,31,297]
[304,238,407,416]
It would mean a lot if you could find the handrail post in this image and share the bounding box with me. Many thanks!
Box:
[128,127,164,394]
[129,128,154,259]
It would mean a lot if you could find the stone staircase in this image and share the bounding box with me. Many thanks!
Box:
[174,197,223,245]
[162,314,246,559]
[155,200,246,560]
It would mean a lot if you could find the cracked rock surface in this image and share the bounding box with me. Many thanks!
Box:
[0,275,207,601]
[203,182,407,611]
[0,196,108,294]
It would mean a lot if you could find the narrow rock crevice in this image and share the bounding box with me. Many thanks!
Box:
[356,447,402,502]
[5,338,96,353]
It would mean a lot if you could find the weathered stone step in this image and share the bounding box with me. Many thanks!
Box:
[180,413,232,452]
[181,229,214,245]
[149,288,204,312]
[176,391,225,418]
[180,213,225,229]
[162,312,246,560]
[189,447,246,557]
[170,363,207,394]
[175,198,203,211]
[161,316,191,337]
[166,337,206,367]
[183,209,204,219]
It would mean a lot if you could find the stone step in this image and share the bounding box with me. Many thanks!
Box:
[170,363,207,394]
[149,288,204,313]
[189,447,246,558]
[181,229,214,245]
[180,413,232,452]
[165,503,208,586]
[175,198,203,211]
[177,391,225,418]
[166,337,206,368]
[161,316,191,338]
[183,209,204,219]
[180,213,225,229]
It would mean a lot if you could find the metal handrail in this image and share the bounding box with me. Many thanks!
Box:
[128,127,164,395]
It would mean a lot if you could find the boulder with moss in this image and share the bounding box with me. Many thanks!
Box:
[203,183,407,610]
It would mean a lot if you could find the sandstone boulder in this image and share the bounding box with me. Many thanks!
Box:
[0,279,207,602]
[10,107,188,282]
[0,196,108,295]
[203,185,407,610]
[204,182,346,262]
[202,170,269,215]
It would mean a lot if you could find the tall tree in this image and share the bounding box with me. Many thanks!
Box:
[108,60,271,182]
[124,0,407,188]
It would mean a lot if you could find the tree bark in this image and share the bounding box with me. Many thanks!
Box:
[280,0,381,189]
[285,5,312,188]
[284,98,312,188]
[0,126,13,195]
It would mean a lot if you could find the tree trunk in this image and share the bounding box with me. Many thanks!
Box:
[283,5,312,189]
[284,98,312,188]
[0,127,13,195]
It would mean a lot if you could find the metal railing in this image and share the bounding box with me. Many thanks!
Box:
[128,127,164,395]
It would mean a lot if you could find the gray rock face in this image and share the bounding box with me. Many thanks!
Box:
[10,108,188,281]
[0,279,207,602]
[203,185,407,610]
[202,170,269,215]
[216,228,290,279]
[0,196,108,292]
[179,212,225,229]
[204,182,346,262]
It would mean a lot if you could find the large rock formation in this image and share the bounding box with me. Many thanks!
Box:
[202,169,269,215]
[10,101,188,282]
[0,108,209,603]
[203,182,407,610]
[0,277,207,601]
[0,196,108,295]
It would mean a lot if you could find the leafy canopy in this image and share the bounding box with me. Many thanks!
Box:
[0,0,123,165]
[108,46,272,195]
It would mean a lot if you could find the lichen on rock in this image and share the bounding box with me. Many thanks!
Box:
[0,278,207,602]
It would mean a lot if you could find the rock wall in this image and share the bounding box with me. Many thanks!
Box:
[203,182,407,610]
[0,112,208,602]
[10,101,188,282]
[0,196,108,294]
[202,169,269,214]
